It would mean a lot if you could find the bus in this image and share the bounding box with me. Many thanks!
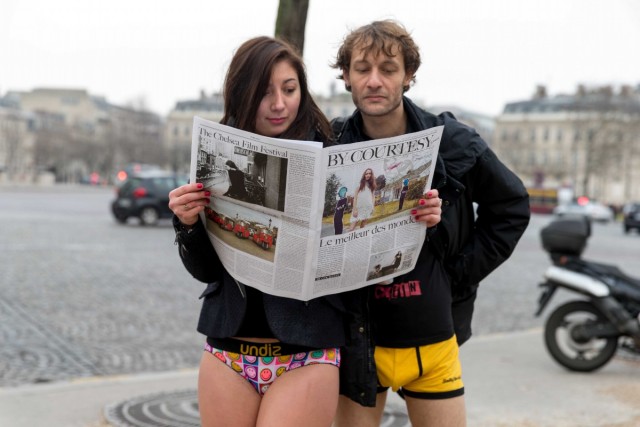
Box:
[527,187,559,214]
[527,187,574,214]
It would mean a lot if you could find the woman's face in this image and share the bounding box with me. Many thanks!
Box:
[364,169,373,179]
[255,60,301,137]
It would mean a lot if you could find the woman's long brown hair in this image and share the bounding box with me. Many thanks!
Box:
[221,36,332,144]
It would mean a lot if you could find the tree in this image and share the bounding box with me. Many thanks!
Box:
[407,176,427,201]
[1,111,26,181]
[275,0,309,54]
[323,173,342,217]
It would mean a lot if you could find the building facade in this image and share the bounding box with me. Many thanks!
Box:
[163,91,224,174]
[492,84,640,205]
[0,88,162,184]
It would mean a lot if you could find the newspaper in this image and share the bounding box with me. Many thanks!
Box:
[190,116,443,300]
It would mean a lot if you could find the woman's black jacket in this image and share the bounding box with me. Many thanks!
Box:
[173,217,347,348]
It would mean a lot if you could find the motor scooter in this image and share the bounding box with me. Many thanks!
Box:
[536,215,640,371]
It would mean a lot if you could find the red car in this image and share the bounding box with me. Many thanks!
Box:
[252,226,274,250]
[216,216,235,231]
[204,207,218,222]
[234,220,252,239]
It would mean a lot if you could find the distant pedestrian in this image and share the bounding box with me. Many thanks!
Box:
[334,186,348,234]
[398,178,409,210]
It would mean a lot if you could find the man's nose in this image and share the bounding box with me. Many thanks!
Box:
[366,69,383,88]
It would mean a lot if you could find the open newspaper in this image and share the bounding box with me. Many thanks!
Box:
[190,116,443,300]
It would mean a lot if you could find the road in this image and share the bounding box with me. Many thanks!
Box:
[1,184,639,387]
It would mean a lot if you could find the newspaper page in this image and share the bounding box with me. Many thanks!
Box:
[190,116,443,300]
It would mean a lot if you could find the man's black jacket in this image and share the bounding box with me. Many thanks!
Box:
[333,97,530,406]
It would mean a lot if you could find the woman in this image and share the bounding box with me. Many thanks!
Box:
[349,167,376,231]
[168,37,341,427]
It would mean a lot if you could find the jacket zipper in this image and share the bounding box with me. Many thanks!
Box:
[233,278,245,299]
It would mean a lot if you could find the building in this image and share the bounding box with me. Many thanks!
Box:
[164,91,224,173]
[0,88,162,184]
[492,84,640,205]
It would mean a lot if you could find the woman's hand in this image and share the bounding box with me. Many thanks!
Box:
[411,189,442,228]
[168,182,211,226]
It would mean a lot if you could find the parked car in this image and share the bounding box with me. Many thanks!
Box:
[113,163,162,187]
[111,170,188,226]
[234,220,252,239]
[252,225,274,250]
[552,201,614,223]
[622,202,640,233]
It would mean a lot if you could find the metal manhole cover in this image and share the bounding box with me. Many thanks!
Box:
[104,389,410,427]
[105,389,199,427]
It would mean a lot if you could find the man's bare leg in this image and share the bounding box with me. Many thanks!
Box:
[405,394,467,427]
[333,392,387,427]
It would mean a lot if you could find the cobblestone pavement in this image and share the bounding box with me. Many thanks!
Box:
[0,185,203,387]
[2,185,639,419]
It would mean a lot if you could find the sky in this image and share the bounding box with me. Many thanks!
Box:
[2,0,639,117]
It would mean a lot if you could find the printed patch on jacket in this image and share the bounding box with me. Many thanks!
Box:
[373,280,422,300]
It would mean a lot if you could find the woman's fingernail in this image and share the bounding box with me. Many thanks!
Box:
[427,191,432,198]
[419,199,426,205]
[411,209,417,215]
[204,191,211,196]
[197,183,203,189]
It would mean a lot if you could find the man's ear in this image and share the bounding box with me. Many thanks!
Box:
[342,70,351,86]
[403,72,414,89]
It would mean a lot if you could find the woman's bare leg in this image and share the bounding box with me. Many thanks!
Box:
[258,364,339,427]
[198,351,261,427]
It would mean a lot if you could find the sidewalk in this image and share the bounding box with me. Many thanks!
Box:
[1,329,639,427]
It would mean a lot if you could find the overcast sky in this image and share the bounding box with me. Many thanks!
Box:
[3,0,639,117]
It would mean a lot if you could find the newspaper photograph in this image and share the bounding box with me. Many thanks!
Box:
[190,116,443,300]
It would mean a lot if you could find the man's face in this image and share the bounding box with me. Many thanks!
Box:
[343,43,412,118]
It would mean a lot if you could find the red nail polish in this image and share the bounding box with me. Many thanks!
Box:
[197,183,203,189]
[427,191,432,197]
[411,209,417,215]
[204,191,211,196]
[419,199,425,205]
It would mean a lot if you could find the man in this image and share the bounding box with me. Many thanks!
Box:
[331,20,530,427]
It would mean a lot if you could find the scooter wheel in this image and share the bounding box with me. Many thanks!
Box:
[544,300,618,372]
